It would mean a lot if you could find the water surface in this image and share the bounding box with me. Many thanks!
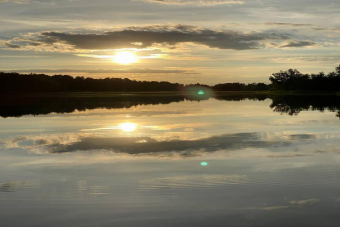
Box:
[1,95,340,226]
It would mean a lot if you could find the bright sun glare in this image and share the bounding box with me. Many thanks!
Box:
[113,51,138,64]
[119,122,137,132]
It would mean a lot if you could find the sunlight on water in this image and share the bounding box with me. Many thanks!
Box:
[119,122,137,132]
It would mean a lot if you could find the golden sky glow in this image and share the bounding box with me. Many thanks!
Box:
[1,0,340,84]
[113,51,138,65]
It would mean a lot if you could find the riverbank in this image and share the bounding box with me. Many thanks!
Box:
[0,90,339,98]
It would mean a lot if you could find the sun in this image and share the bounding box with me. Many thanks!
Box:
[113,51,138,64]
[119,122,137,132]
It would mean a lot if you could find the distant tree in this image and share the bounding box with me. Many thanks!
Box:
[269,69,309,90]
[336,64,340,75]
[269,65,340,91]
[213,82,269,91]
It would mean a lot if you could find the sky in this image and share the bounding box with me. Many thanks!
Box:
[1,0,340,84]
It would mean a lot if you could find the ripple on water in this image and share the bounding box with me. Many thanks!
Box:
[138,175,248,191]
[138,166,340,193]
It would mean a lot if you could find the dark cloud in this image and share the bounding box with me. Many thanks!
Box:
[140,0,245,5]
[312,27,340,32]
[3,25,322,52]
[289,134,317,140]
[249,22,313,27]
[46,133,289,156]
[34,139,48,145]
[23,25,289,51]
[266,154,313,158]
[270,23,311,27]
[264,22,313,27]
[312,28,327,31]
[280,40,316,48]
[3,42,22,49]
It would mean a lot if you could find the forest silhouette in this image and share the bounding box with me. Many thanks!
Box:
[0,72,268,93]
[269,64,340,91]
[1,64,340,93]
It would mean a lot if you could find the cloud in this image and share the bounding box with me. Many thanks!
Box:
[3,42,21,49]
[289,134,317,140]
[0,0,53,4]
[139,0,245,5]
[266,154,313,158]
[1,25,290,52]
[263,22,313,27]
[3,68,188,74]
[270,56,340,63]
[280,40,316,48]
[39,28,262,50]
[250,22,313,27]
[2,25,320,53]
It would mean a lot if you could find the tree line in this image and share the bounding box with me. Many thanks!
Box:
[269,64,340,91]
[1,64,340,93]
[0,73,182,93]
[0,72,269,93]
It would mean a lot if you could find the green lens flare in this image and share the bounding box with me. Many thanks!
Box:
[201,162,208,166]
[198,90,205,95]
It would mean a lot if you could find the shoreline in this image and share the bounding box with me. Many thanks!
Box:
[0,90,338,98]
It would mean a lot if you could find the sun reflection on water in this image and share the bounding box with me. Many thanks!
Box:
[119,122,137,132]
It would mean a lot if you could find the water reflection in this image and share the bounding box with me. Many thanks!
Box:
[1,95,340,226]
[119,122,137,132]
[2,132,289,156]
[270,95,340,118]
[0,95,187,118]
[2,94,340,119]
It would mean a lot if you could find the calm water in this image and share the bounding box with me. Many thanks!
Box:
[1,95,340,226]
